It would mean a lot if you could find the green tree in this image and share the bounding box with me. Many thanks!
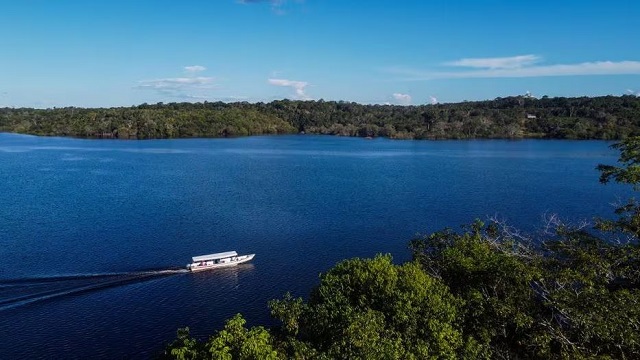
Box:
[410,218,640,359]
[163,327,202,360]
[4,95,640,140]
[269,255,483,359]
[410,221,542,358]
[597,136,640,237]
[163,315,285,360]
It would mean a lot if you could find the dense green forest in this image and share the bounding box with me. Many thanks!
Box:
[162,138,640,359]
[2,95,640,140]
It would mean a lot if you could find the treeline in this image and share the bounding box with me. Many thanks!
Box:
[0,106,296,139]
[160,139,640,359]
[2,95,640,140]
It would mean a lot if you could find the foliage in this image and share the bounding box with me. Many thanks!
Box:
[598,137,640,189]
[163,327,201,360]
[410,220,541,355]
[162,315,285,360]
[273,255,481,359]
[597,136,640,237]
[3,95,640,140]
[410,221,640,359]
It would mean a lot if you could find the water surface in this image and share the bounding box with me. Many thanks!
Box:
[0,133,629,358]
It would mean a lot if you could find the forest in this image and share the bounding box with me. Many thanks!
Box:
[2,95,640,140]
[160,138,640,359]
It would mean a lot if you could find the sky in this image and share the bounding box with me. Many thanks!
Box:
[1,0,639,108]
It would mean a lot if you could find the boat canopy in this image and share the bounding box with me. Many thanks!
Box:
[192,251,238,263]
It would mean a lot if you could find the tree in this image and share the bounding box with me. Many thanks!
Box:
[163,328,202,360]
[163,315,285,360]
[597,136,640,237]
[269,255,483,359]
[205,314,283,360]
[4,96,640,140]
[410,220,543,357]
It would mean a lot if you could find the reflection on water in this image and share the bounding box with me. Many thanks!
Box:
[188,264,255,290]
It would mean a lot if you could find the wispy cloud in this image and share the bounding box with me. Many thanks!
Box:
[627,89,640,96]
[268,78,311,100]
[237,0,303,14]
[136,67,216,99]
[429,96,438,104]
[238,0,284,3]
[392,93,412,105]
[184,65,206,73]
[137,77,215,91]
[219,95,250,102]
[445,55,541,69]
[387,56,640,80]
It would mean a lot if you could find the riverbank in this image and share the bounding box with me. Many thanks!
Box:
[2,95,639,140]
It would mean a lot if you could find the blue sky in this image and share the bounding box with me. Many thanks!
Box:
[1,0,639,107]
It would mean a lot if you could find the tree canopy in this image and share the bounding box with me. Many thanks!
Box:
[3,95,640,140]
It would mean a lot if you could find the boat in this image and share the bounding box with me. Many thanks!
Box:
[186,251,255,272]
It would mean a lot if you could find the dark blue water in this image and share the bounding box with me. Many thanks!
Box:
[0,133,630,358]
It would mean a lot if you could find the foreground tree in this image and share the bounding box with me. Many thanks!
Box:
[409,220,640,359]
[163,315,284,360]
[409,221,542,357]
[269,255,484,359]
[597,136,640,238]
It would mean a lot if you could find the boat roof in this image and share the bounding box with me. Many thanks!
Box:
[192,251,238,262]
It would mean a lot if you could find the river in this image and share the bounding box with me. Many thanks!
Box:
[0,133,629,358]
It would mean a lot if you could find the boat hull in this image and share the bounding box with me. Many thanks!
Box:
[187,254,255,272]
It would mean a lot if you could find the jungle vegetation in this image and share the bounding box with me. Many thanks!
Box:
[161,138,640,359]
[2,95,640,140]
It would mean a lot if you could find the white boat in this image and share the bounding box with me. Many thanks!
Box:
[186,251,255,272]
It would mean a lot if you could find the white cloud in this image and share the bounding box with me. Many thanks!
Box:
[184,65,206,73]
[137,77,215,90]
[268,78,311,100]
[392,93,412,105]
[387,60,640,80]
[429,96,438,104]
[446,55,541,69]
[136,66,217,100]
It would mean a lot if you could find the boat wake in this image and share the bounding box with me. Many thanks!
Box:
[0,268,188,311]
